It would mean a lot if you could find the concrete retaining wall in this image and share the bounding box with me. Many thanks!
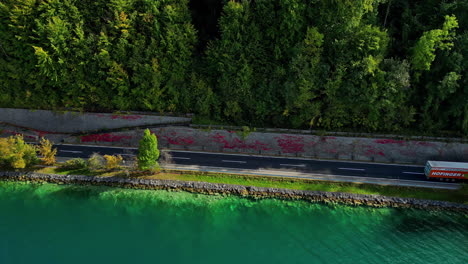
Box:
[0,108,190,133]
[1,171,467,212]
[61,127,468,165]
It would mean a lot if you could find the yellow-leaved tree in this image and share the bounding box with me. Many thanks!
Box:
[0,137,14,168]
[0,135,38,169]
[38,137,57,165]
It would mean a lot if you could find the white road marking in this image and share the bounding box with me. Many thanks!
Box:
[222,160,247,164]
[402,171,424,175]
[338,167,365,171]
[169,150,425,167]
[172,157,191,160]
[116,153,134,156]
[161,164,461,190]
[280,164,306,167]
[60,143,137,150]
[59,150,83,154]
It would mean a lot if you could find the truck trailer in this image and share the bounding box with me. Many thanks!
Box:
[424,160,468,181]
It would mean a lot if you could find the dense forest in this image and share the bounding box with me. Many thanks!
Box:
[0,0,466,135]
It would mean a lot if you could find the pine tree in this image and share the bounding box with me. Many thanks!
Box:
[137,129,160,171]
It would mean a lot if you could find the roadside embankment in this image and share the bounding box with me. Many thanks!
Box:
[1,171,467,213]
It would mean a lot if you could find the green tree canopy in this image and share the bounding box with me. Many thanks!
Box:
[137,129,159,171]
[0,0,466,135]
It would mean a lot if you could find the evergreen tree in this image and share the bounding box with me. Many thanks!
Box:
[137,129,159,171]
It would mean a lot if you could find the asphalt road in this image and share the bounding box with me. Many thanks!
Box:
[54,143,432,182]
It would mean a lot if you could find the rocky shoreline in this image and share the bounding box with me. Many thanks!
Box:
[1,171,467,212]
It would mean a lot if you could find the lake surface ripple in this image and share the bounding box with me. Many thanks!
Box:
[0,182,466,264]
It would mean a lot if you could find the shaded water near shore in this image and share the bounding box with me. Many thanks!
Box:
[0,181,466,264]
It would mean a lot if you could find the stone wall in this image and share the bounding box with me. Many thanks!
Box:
[0,108,190,133]
[1,171,466,212]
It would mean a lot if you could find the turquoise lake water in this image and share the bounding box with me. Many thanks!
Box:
[0,181,466,264]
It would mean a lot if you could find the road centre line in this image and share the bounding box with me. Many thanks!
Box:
[280,164,306,167]
[59,150,83,153]
[338,167,365,171]
[168,150,425,167]
[59,143,138,150]
[172,157,191,160]
[222,160,247,164]
[402,171,425,175]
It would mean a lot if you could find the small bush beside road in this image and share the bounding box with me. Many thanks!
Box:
[104,155,123,171]
[60,158,87,170]
[87,153,105,171]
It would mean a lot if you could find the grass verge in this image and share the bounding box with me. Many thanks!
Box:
[31,166,468,204]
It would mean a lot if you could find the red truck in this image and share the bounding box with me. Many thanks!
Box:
[424,161,468,181]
